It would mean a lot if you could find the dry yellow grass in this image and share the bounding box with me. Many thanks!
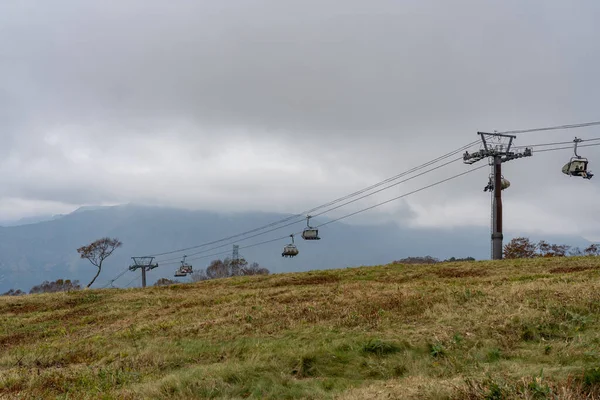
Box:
[2,257,600,399]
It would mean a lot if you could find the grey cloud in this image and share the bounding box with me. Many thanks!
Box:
[0,0,599,239]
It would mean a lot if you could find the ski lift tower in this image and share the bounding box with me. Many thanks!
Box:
[129,256,159,288]
[463,132,532,260]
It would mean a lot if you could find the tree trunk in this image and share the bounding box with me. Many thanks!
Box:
[87,266,102,288]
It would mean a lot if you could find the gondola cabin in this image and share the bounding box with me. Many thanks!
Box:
[302,216,321,240]
[174,256,194,277]
[301,228,320,240]
[282,244,299,258]
[174,269,188,277]
[563,159,593,179]
[562,137,594,179]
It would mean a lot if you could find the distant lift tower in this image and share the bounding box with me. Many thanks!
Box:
[463,132,532,260]
[232,245,240,262]
[129,257,159,288]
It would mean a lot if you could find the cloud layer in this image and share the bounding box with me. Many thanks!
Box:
[1,0,599,239]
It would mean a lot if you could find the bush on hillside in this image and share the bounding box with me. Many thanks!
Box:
[2,288,26,296]
[392,256,476,265]
[29,279,81,294]
[190,269,209,282]
[504,237,600,259]
[392,256,439,265]
[205,258,270,280]
[154,278,177,287]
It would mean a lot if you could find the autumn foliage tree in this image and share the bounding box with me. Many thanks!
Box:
[203,258,269,280]
[503,237,539,259]
[504,237,598,259]
[29,279,81,294]
[77,237,123,288]
[154,278,176,287]
[240,262,270,276]
[585,244,600,256]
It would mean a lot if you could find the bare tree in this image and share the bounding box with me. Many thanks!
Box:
[241,262,270,276]
[77,237,123,288]
[190,269,209,282]
[569,247,584,256]
[206,259,229,279]
[2,289,25,296]
[154,278,176,287]
[585,244,599,256]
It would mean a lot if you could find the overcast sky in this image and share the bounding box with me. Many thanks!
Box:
[1,0,599,240]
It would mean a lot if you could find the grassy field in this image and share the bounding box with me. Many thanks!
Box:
[2,257,600,399]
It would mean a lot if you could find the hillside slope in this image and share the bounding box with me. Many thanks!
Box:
[2,258,600,399]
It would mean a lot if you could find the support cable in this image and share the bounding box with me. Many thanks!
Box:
[156,156,465,263]
[145,140,480,258]
[158,164,488,267]
[497,121,600,135]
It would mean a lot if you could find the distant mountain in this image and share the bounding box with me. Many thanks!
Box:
[0,214,65,227]
[0,204,592,293]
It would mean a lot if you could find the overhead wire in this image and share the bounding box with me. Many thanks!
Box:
[103,132,600,285]
[158,163,489,268]
[146,140,480,259]
[154,155,466,264]
[124,275,141,288]
[513,137,600,150]
[159,141,600,269]
[532,142,600,154]
[496,121,600,135]
[100,268,129,289]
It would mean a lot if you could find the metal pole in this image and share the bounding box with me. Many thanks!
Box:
[141,266,147,288]
[492,156,503,259]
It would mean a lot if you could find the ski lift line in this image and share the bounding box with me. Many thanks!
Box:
[100,268,129,289]
[144,140,481,258]
[531,143,600,154]
[497,121,600,135]
[513,137,600,150]
[154,156,466,263]
[124,275,141,288]
[316,164,489,229]
[307,157,465,219]
[160,143,596,268]
[158,235,293,267]
[154,217,307,263]
[148,141,479,258]
[159,164,488,267]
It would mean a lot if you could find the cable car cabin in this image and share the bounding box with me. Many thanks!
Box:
[174,263,193,278]
[301,228,320,240]
[174,269,188,277]
[563,159,593,179]
[180,265,193,274]
[282,244,299,258]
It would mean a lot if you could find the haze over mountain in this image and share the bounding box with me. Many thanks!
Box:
[0,204,592,294]
[1,1,600,247]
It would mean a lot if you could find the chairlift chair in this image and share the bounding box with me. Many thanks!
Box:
[301,216,321,240]
[174,269,187,277]
[282,235,299,258]
[563,137,593,179]
[174,255,193,277]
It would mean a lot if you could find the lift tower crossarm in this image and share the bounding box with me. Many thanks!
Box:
[129,256,159,288]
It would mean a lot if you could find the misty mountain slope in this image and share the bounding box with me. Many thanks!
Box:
[0,204,590,293]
